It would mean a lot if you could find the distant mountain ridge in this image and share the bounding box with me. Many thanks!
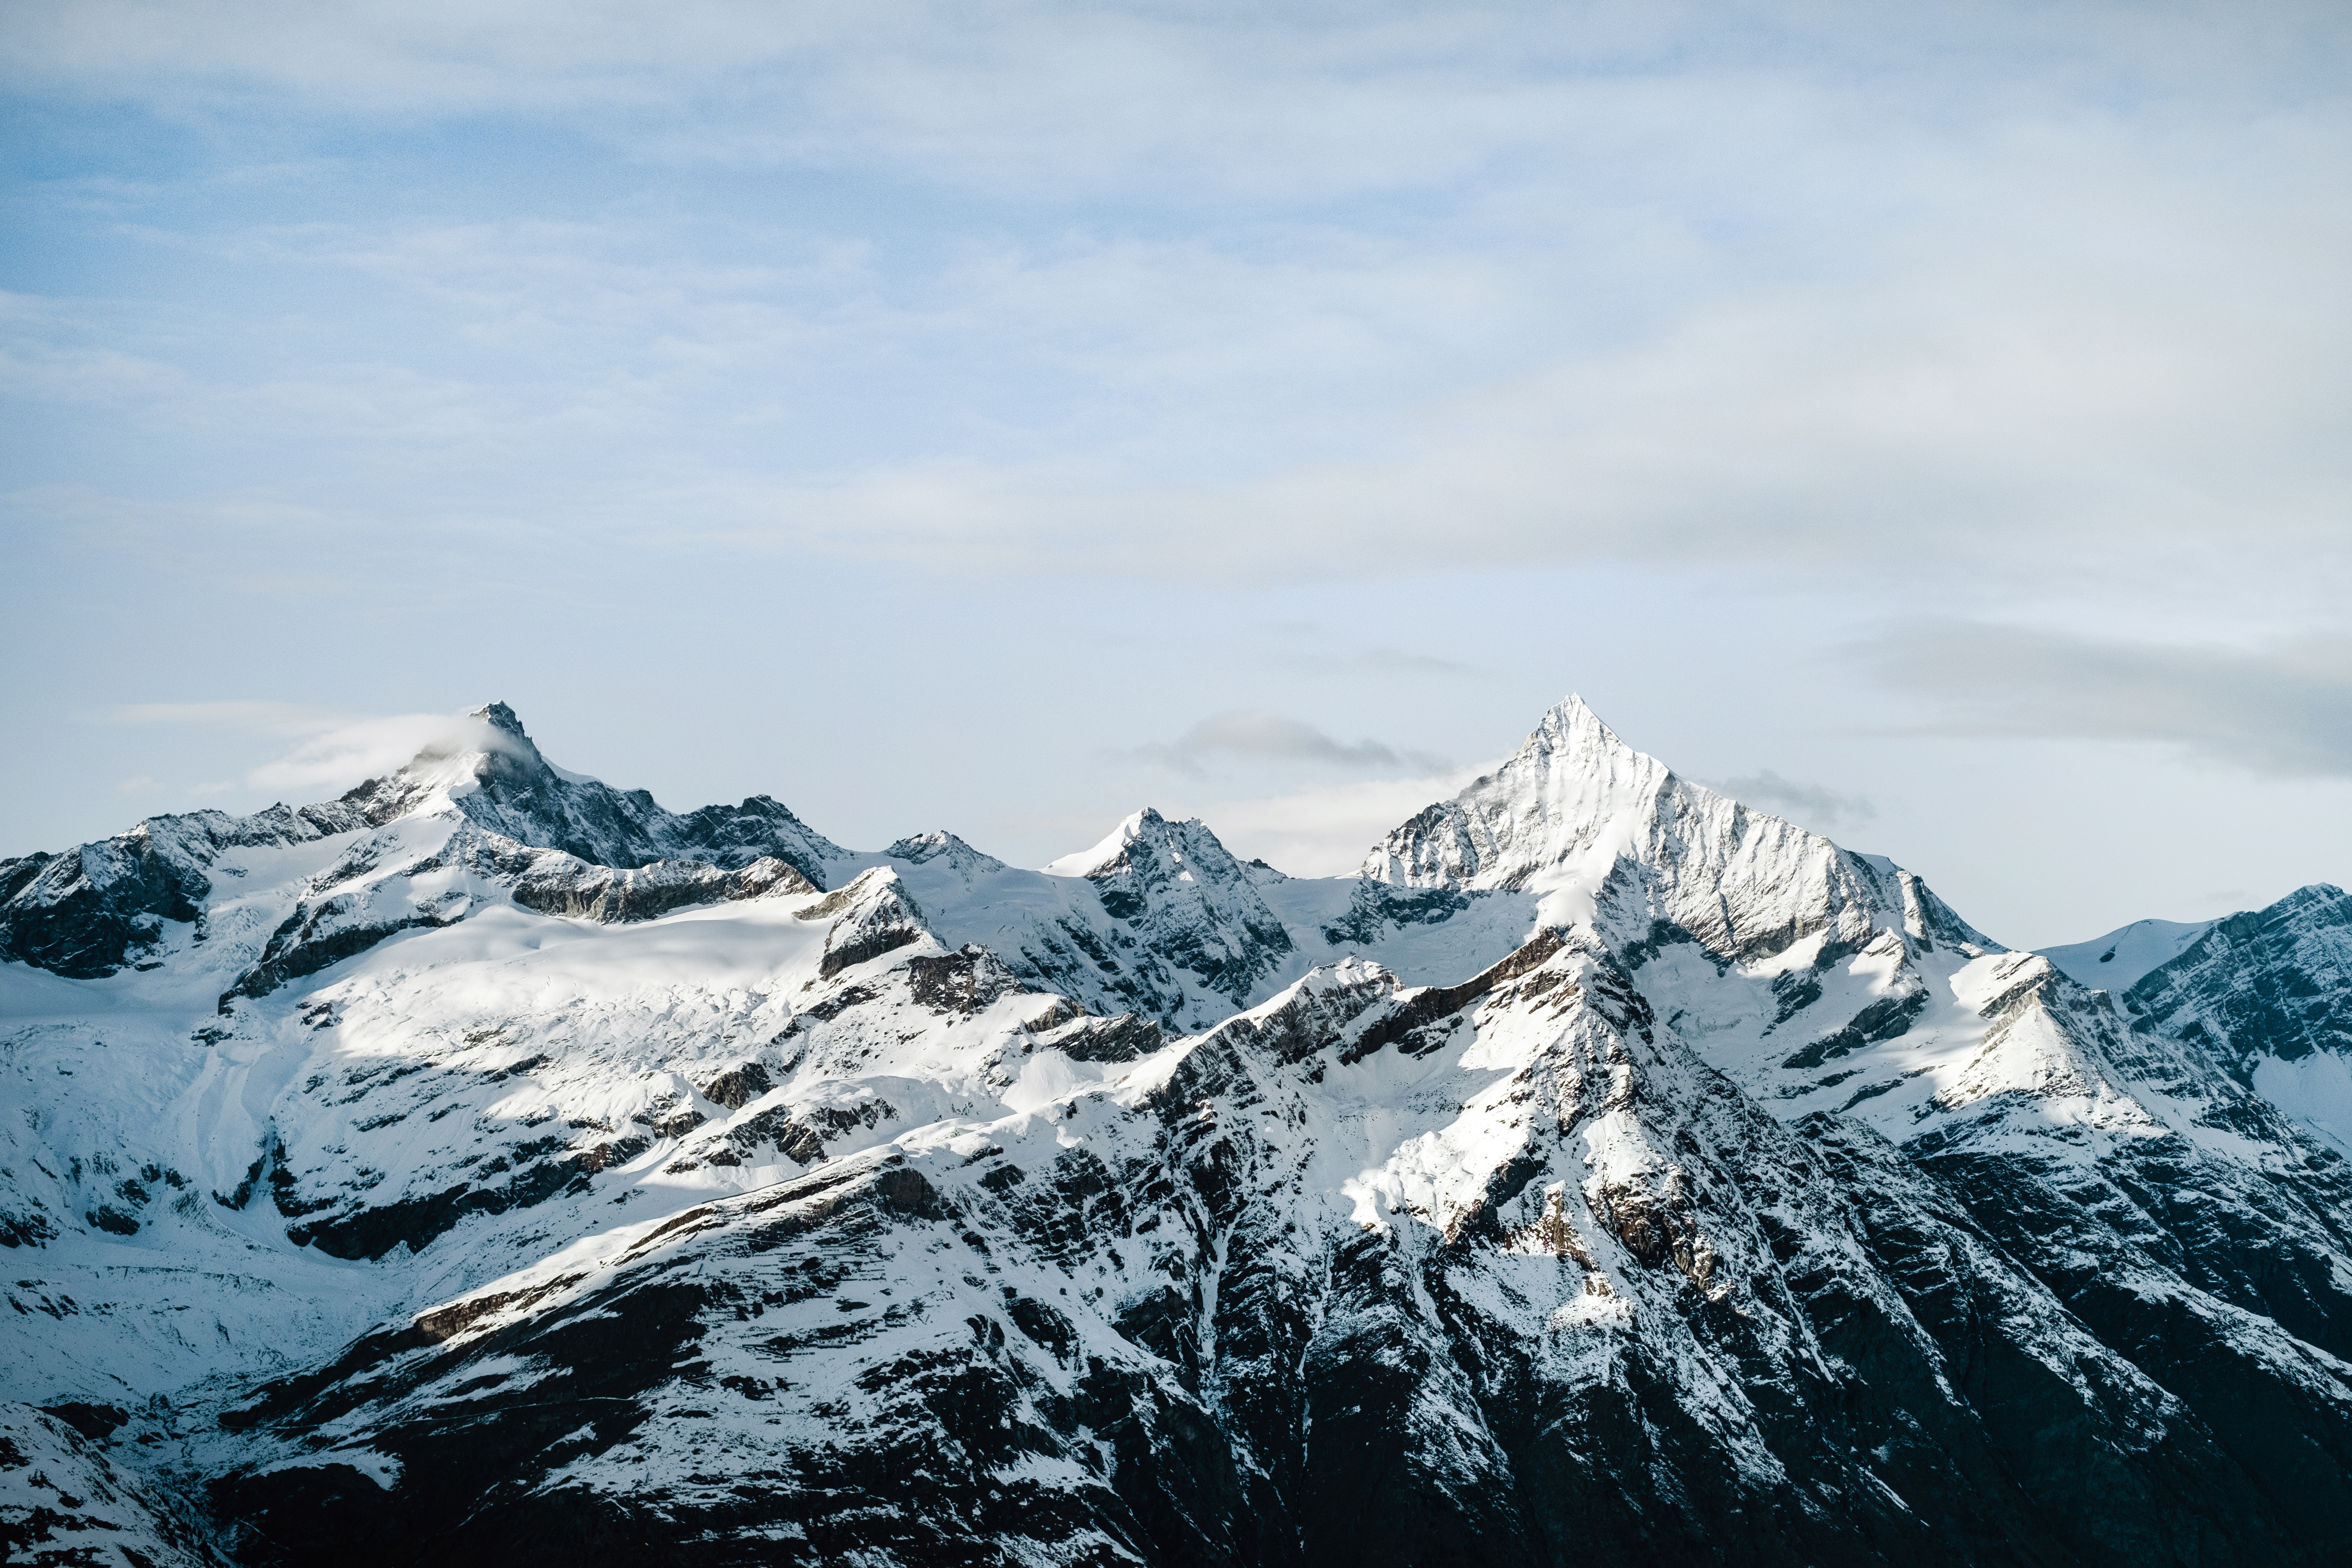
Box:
[6,696,2352,1566]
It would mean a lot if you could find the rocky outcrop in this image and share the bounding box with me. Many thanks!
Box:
[1,703,845,986]
[511,852,812,924]
[207,935,2310,1566]
[806,868,930,979]
[341,703,850,886]
[0,804,366,979]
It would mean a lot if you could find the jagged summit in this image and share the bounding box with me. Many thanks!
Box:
[2120,883,2352,1085]
[0,703,850,983]
[882,830,1008,881]
[338,701,569,825]
[1040,807,1296,1006]
[476,698,528,740]
[1359,692,1667,894]
[1041,806,1177,879]
[1364,693,1990,963]
[334,701,849,882]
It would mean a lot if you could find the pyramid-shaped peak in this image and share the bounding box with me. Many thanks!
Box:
[1044,808,1166,878]
[1359,694,1675,894]
[1519,694,1643,764]
[1487,694,1672,802]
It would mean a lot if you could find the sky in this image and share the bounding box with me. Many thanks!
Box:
[3,0,2350,950]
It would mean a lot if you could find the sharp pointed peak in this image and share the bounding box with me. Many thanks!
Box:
[1521,693,1637,756]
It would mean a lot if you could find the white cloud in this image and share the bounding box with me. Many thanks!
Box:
[100,700,512,796]
[243,713,508,793]
[4,2,2344,649]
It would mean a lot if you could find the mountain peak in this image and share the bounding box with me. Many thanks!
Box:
[1040,806,1292,1005]
[1521,692,1657,779]
[348,706,558,825]
[472,700,531,741]
[1360,694,1673,893]
[1525,691,1621,751]
[2041,915,2218,991]
[1357,693,1992,965]
[886,830,1008,877]
[1042,808,1171,878]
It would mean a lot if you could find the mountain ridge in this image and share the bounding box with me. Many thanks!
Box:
[8,695,2352,1565]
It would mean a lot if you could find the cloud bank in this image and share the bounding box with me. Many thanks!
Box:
[1862,624,2352,777]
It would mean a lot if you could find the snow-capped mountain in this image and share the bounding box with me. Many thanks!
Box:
[7,696,2352,1564]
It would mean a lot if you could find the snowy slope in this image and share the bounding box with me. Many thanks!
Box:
[2044,916,2217,991]
[0,1402,220,1566]
[203,934,2269,1566]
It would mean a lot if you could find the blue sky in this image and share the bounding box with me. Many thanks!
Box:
[4,0,2351,947]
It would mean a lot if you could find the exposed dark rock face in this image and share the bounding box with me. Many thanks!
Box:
[698,1063,774,1112]
[342,703,848,889]
[0,1402,219,1567]
[1066,809,1296,1005]
[1318,878,1473,946]
[906,945,1030,1015]
[512,853,812,924]
[809,869,930,978]
[0,702,845,986]
[2125,883,2352,1073]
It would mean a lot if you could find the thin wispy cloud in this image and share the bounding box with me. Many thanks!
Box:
[4,1,2343,623]
[1178,767,1489,880]
[1707,770,1876,830]
[1132,711,1447,779]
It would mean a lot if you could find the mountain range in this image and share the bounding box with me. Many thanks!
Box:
[6,697,2352,1566]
